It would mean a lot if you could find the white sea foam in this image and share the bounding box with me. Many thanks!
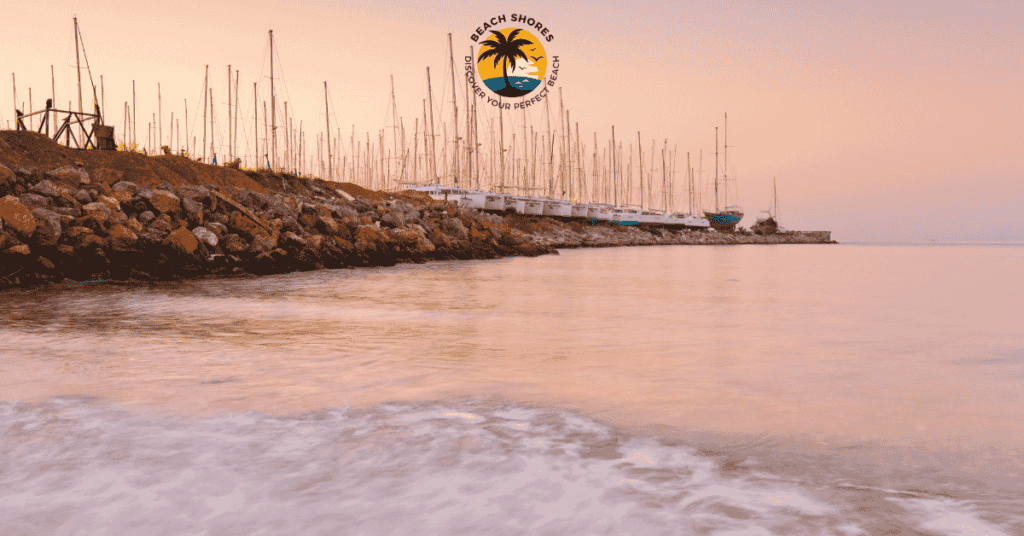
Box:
[2,399,1017,536]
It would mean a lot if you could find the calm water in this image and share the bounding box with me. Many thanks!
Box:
[1,245,1022,535]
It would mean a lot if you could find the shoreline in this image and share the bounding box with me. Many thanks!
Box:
[1,131,833,290]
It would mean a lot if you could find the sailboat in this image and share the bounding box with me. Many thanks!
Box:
[703,113,744,231]
[751,177,780,235]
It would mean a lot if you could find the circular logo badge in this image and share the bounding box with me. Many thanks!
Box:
[477,28,547,98]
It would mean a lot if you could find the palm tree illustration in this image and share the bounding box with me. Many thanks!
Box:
[479,29,533,97]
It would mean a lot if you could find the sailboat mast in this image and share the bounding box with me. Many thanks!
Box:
[202,65,208,163]
[270,30,277,170]
[426,68,437,183]
[325,81,332,181]
[724,112,729,208]
[499,96,505,192]
[448,34,459,187]
[637,132,643,209]
[611,126,617,207]
[545,96,553,197]
[714,127,719,212]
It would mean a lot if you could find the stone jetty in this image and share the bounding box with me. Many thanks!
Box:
[0,131,832,290]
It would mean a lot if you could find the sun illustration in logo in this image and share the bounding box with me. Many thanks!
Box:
[477,28,547,98]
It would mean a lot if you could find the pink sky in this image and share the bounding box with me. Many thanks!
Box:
[3,0,1021,242]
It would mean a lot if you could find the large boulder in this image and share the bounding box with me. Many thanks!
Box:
[29,179,62,198]
[182,197,203,225]
[45,165,90,185]
[163,227,199,256]
[439,217,469,240]
[226,213,270,242]
[18,193,51,209]
[147,214,175,239]
[0,164,14,192]
[148,190,182,216]
[191,226,218,248]
[221,234,248,254]
[107,223,139,251]
[31,208,62,246]
[0,195,37,238]
[390,225,435,253]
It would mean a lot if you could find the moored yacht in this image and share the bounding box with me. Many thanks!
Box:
[587,204,614,222]
[570,203,591,220]
[543,199,572,219]
[611,207,640,226]
[523,198,545,215]
[483,193,506,213]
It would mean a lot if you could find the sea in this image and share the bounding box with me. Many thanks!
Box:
[1,244,1021,535]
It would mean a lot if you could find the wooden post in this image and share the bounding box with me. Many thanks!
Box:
[158,82,162,148]
[101,75,105,125]
[263,101,268,168]
[132,80,136,146]
[11,73,15,129]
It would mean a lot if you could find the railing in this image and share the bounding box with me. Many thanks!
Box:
[14,101,111,150]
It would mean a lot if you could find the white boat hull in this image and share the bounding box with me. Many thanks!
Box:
[543,200,572,218]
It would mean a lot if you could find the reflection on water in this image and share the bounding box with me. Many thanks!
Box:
[1,245,1022,534]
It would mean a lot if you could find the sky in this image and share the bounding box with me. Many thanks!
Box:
[2,0,1021,243]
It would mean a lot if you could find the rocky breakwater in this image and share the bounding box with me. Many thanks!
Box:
[0,163,553,289]
[510,215,834,248]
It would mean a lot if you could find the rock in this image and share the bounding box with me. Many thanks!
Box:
[126,217,144,232]
[74,189,93,205]
[82,202,113,217]
[227,213,269,242]
[98,195,121,212]
[182,197,203,225]
[107,224,138,251]
[31,208,62,245]
[5,244,30,255]
[330,204,358,220]
[391,225,435,253]
[316,214,340,235]
[191,226,218,248]
[279,215,303,234]
[45,165,90,185]
[148,214,175,238]
[204,222,227,239]
[221,234,248,254]
[29,179,62,198]
[0,195,37,238]
[57,189,82,209]
[249,234,278,255]
[111,181,138,195]
[138,210,156,224]
[18,192,51,209]
[163,227,199,256]
[148,190,181,216]
[439,217,469,240]
[379,210,404,229]
[297,212,317,231]
[280,231,306,251]
[0,164,14,191]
